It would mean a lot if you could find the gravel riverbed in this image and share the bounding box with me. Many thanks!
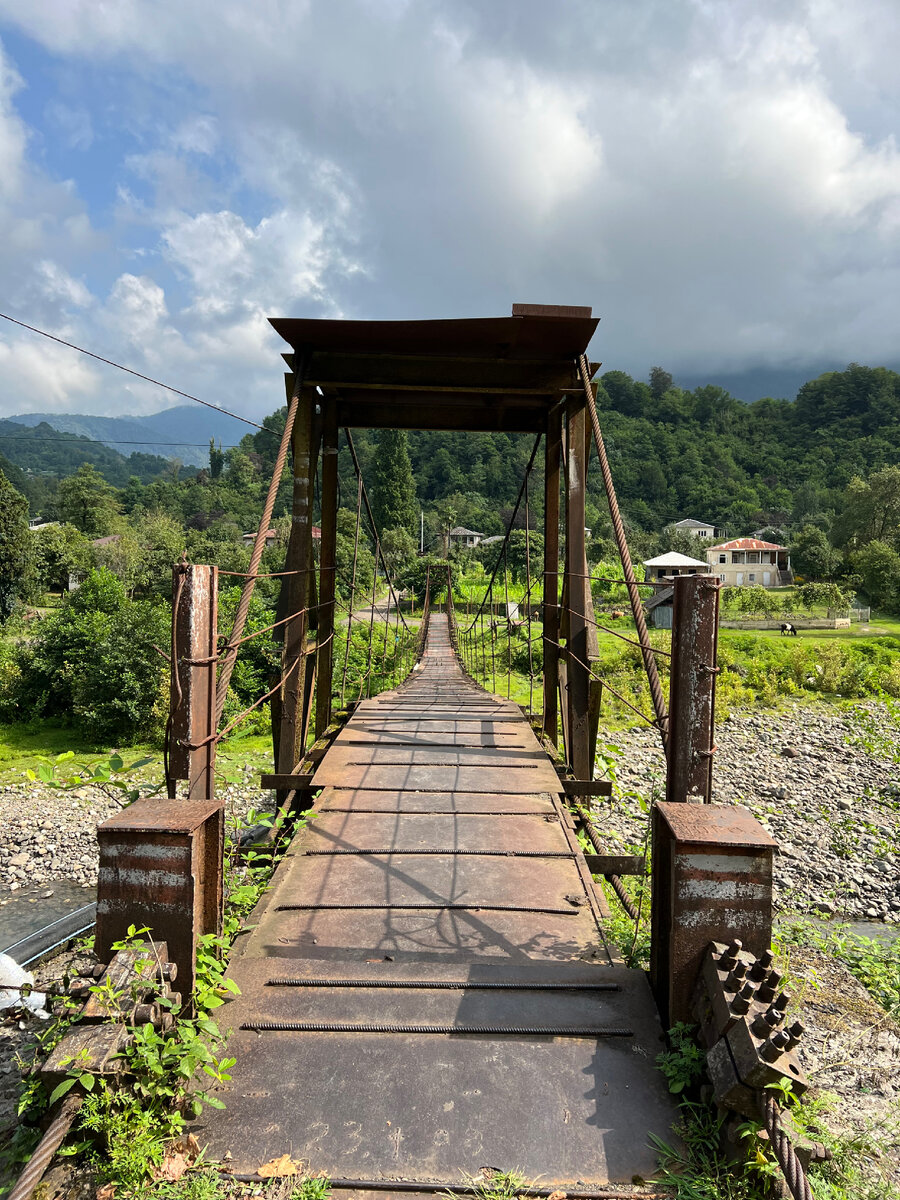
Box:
[0,767,268,895]
[0,705,897,921]
[603,701,900,921]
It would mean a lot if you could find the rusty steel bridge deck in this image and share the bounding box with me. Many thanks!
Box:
[199,616,677,1188]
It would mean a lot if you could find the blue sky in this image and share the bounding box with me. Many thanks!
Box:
[0,0,898,421]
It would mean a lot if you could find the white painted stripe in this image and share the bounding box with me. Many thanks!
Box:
[101,842,190,863]
[98,867,190,889]
[678,879,769,901]
[679,908,769,930]
[675,853,768,875]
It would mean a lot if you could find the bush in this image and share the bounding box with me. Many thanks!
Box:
[2,569,169,744]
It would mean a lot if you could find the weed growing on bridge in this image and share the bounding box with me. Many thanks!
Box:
[1,805,295,1199]
[439,1168,528,1200]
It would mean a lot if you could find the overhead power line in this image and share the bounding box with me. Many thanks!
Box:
[0,311,265,430]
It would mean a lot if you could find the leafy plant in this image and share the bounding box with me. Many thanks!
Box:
[26,749,159,806]
[656,1023,707,1095]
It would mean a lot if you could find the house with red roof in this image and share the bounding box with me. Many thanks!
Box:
[705,538,792,587]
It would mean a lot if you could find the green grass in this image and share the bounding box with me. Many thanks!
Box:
[0,722,275,786]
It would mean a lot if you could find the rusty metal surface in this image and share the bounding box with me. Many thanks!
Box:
[198,961,672,1184]
[650,802,775,1027]
[316,788,556,814]
[666,575,720,804]
[656,801,778,849]
[200,613,679,1183]
[300,812,572,854]
[312,760,562,792]
[168,563,217,797]
[99,797,222,833]
[96,797,223,996]
[270,310,598,364]
[319,745,549,766]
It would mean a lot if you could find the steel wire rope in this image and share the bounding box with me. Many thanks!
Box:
[759,1093,814,1200]
[460,433,542,636]
[0,311,264,429]
[343,429,411,633]
[340,475,364,704]
[579,354,669,749]
[215,350,311,722]
[186,629,336,751]
[541,635,661,728]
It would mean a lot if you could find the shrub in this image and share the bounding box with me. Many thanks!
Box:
[3,569,169,744]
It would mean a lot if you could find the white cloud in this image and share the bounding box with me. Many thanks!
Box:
[0,0,896,419]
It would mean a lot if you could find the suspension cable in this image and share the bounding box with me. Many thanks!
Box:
[579,355,669,750]
[343,429,412,633]
[462,433,542,635]
[215,350,310,720]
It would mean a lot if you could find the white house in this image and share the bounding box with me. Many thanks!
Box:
[706,538,792,587]
[671,518,722,540]
[448,526,484,548]
[642,552,711,583]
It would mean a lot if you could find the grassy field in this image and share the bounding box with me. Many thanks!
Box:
[0,723,274,787]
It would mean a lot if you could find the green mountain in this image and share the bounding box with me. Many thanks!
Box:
[11,405,245,467]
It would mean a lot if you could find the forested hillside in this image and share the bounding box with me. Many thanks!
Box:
[2,362,900,617]
[315,362,900,547]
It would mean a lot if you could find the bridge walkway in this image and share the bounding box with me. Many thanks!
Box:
[199,615,677,1189]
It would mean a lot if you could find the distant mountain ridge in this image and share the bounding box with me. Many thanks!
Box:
[10,405,246,467]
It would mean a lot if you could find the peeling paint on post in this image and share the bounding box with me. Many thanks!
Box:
[666,574,720,804]
[95,798,224,995]
[650,801,775,1028]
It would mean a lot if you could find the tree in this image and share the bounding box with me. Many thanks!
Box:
[380,526,417,578]
[209,439,225,479]
[505,529,544,584]
[7,568,169,742]
[0,469,35,615]
[797,581,854,613]
[649,367,673,400]
[833,466,900,550]
[56,464,120,536]
[371,430,417,535]
[335,508,376,605]
[850,541,900,610]
[32,522,91,593]
[790,525,839,580]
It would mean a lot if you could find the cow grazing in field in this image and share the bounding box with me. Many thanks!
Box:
[780,622,798,636]
[609,610,625,620]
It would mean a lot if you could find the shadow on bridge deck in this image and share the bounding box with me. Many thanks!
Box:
[196,615,678,1189]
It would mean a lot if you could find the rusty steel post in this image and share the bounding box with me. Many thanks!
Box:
[168,563,218,800]
[315,396,339,737]
[278,385,318,776]
[666,574,720,804]
[565,394,590,780]
[542,407,562,745]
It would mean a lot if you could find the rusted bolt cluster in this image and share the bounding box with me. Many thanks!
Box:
[62,951,181,1032]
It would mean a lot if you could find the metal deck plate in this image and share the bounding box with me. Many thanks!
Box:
[199,962,672,1185]
[199,615,678,1185]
